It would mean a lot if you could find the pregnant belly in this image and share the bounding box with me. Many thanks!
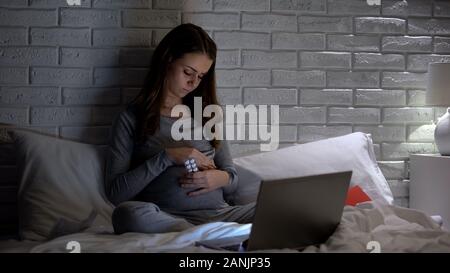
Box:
[136,166,229,211]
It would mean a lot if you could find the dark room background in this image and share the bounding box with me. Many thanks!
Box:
[1,1,450,234]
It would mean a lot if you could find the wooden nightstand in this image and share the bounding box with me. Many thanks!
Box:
[410,154,450,229]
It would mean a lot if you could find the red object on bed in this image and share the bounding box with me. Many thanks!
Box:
[345,185,372,206]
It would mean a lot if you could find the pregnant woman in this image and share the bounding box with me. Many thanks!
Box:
[105,23,255,234]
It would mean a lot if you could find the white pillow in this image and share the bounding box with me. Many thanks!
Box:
[233,132,393,204]
[8,129,114,241]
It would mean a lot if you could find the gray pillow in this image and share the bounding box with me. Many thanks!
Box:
[226,165,262,206]
[8,129,114,241]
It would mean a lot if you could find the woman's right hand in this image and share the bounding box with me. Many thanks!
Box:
[165,147,216,170]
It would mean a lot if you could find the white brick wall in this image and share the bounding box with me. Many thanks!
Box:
[355,17,405,34]
[272,32,325,49]
[354,125,405,142]
[300,52,351,69]
[354,53,405,70]
[355,89,406,106]
[300,89,352,105]
[243,88,297,105]
[242,50,297,68]
[382,36,432,52]
[2,0,450,207]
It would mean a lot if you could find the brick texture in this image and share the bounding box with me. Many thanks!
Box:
[1,0,449,207]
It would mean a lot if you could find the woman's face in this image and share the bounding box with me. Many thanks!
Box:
[165,52,214,100]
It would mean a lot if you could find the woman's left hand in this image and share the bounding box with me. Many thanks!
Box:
[179,170,230,197]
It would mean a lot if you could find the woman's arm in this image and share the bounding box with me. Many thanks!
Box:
[178,141,238,197]
[213,141,238,195]
[104,109,173,206]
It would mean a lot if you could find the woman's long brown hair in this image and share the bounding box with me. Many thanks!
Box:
[129,23,220,148]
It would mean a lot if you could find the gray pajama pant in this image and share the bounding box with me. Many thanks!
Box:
[112,201,256,234]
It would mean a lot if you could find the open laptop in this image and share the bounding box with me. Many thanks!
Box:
[195,170,353,252]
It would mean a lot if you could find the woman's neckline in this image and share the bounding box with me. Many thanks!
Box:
[160,114,191,121]
[160,115,179,119]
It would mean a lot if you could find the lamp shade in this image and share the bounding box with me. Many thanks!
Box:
[426,62,450,106]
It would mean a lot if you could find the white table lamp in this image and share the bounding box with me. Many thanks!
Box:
[427,63,450,156]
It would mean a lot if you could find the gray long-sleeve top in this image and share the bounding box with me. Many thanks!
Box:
[104,104,238,211]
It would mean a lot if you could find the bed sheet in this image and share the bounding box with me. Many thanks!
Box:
[1,202,449,253]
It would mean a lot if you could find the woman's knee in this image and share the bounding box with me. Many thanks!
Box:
[112,201,159,234]
[112,201,193,234]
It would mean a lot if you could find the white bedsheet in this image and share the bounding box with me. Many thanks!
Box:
[303,202,450,252]
[2,202,450,253]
